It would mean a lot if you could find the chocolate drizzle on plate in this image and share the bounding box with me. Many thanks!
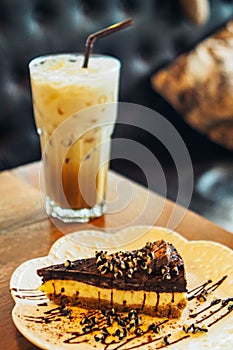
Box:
[192,298,233,325]
[10,287,47,301]
[208,302,233,327]
[187,275,227,301]
[23,306,73,324]
[190,298,222,318]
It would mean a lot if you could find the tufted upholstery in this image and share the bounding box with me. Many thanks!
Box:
[0,0,233,229]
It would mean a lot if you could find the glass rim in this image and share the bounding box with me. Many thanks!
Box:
[28,53,121,75]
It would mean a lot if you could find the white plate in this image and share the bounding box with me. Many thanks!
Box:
[10,226,233,349]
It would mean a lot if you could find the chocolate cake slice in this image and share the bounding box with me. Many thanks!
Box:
[37,240,187,318]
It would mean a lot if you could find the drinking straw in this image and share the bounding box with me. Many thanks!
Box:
[82,18,133,68]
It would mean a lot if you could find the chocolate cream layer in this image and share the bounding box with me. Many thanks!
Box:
[37,240,187,293]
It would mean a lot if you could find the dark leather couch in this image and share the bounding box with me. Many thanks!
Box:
[0,0,232,230]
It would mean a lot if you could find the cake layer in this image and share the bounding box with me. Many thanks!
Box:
[40,279,187,318]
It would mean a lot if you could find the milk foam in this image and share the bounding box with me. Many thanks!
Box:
[29,54,120,85]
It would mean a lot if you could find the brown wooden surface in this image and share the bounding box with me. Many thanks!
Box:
[0,161,232,350]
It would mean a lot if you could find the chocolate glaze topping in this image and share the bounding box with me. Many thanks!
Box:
[37,240,186,293]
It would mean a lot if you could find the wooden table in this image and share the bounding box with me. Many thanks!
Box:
[0,162,232,350]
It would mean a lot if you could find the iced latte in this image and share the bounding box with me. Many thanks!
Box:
[29,54,120,222]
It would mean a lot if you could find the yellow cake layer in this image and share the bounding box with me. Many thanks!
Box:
[40,279,187,318]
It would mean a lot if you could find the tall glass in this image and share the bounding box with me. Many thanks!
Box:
[29,54,121,222]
